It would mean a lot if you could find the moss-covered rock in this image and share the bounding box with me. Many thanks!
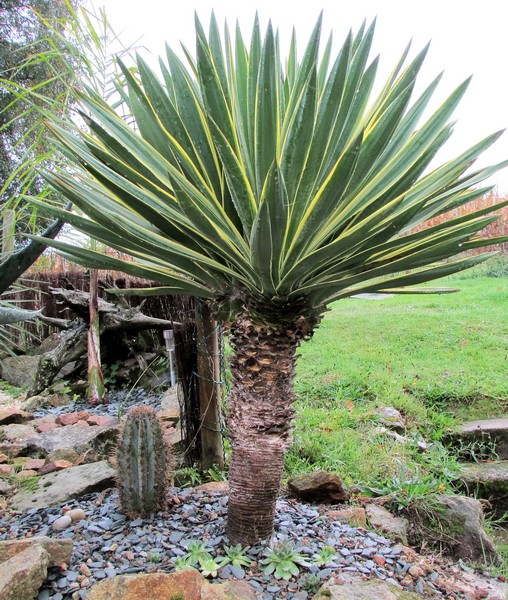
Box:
[405,494,500,565]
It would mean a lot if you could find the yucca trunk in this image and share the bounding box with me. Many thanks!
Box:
[226,316,303,544]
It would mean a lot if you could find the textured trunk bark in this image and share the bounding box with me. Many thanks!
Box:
[87,268,106,403]
[226,316,300,545]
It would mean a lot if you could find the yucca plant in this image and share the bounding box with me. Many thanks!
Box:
[29,14,507,544]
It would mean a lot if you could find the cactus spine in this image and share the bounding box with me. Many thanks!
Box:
[116,405,170,517]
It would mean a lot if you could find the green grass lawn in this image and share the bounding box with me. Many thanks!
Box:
[287,270,508,498]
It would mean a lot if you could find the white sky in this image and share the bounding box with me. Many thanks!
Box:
[100,0,508,194]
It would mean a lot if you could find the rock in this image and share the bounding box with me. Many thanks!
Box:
[52,515,72,531]
[459,461,508,516]
[38,460,74,475]
[65,508,86,522]
[157,408,180,426]
[0,423,37,440]
[35,421,59,433]
[55,411,92,426]
[16,469,38,478]
[20,395,50,412]
[0,478,13,495]
[34,333,63,355]
[87,415,118,427]
[0,407,32,425]
[87,570,256,599]
[23,458,46,471]
[287,471,351,503]
[0,355,41,388]
[372,407,405,432]
[194,481,229,493]
[0,453,8,462]
[314,574,421,599]
[9,460,116,511]
[327,507,367,527]
[23,423,118,460]
[0,464,14,476]
[0,543,49,600]
[365,504,409,544]
[406,494,500,565]
[445,419,508,460]
[0,537,73,567]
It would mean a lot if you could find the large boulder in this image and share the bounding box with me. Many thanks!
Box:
[0,543,49,600]
[287,470,350,503]
[23,422,118,460]
[10,460,116,511]
[459,460,508,516]
[87,570,256,600]
[406,494,500,565]
[0,537,72,567]
[0,355,41,388]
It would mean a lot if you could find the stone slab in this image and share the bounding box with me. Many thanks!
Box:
[0,537,72,567]
[459,460,508,515]
[0,543,49,600]
[23,422,118,458]
[314,575,421,599]
[448,419,508,460]
[9,460,116,511]
[87,570,256,599]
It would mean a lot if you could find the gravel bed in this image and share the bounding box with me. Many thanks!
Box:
[1,389,490,598]
[1,486,462,599]
[31,388,163,419]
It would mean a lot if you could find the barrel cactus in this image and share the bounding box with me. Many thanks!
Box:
[116,405,170,517]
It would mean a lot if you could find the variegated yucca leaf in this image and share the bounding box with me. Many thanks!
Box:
[32,14,507,319]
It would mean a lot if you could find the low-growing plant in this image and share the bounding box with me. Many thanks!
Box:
[198,556,220,578]
[182,540,214,567]
[218,544,251,568]
[260,541,309,580]
[312,545,337,566]
[172,556,194,571]
[298,571,322,594]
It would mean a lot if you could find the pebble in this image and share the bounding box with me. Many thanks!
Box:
[66,509,86,522]
[51,515,72,531]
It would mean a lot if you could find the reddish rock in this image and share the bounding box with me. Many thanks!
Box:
[0,407,32,425]
[56,411,91,427]
[0,543,49,600]
[328,507,367,527]
[38,460,73,475]
[0,536,73,567]
[75,420,90,427]
[373,555,387,566]
[24,459,46,471]
[365,504,409,544]
[87,570,256,600]
[195,481,229,493]
[288,471,351,504]
[0,464,14,476]
[87,415,117,427]
[36,421,59,433]
[17,469,39,478]
[0,453,8,463]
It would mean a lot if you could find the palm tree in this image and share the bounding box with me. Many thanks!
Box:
[31,15,507,544]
